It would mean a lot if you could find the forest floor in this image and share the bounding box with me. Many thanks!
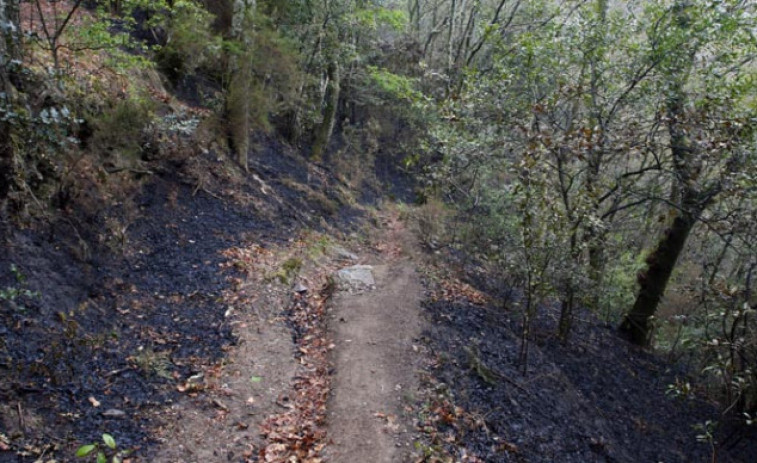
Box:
[2,142,757,462]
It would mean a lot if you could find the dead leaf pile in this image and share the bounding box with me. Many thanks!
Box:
[414,370,519,462]
[221,244,272,279]
[372,213,407,258]
[431,278,490,307]
[219,237,337,463]
[259,287,332,463]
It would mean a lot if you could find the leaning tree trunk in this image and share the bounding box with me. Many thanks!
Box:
[618,97,716,345]
[618,200,700,345]
[617,1,717,346]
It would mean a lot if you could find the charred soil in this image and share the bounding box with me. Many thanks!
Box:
[0,141,365,462]
[416,278,757,462]
[2,144,756,463]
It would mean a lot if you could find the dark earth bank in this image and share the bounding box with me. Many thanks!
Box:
[0,141,370,462]
[419,290,757,462]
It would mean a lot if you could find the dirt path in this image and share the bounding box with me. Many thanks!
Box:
[324,216,424,463]
[149,287,298,463]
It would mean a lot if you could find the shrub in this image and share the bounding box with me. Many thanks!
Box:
[155,0,221,83]
[87,95,155,165]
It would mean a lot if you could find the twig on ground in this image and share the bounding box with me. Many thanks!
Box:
[192,182,222,200]
[16,402,26,435]
[104,367,131,378]
[104,167,154,175]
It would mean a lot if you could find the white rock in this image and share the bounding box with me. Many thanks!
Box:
[336,265,375,289]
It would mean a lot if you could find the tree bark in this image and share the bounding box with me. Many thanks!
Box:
[618,117,714,345]
[225,0,255,171]
[227,64,251,170]
[446,0,456,95]
[584,0,609,310]
[311,57,340,160]
[619,202,699,345]
[618,1,712,346]
[0,0,20,201]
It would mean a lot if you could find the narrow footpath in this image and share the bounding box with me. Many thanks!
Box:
[325,216,424,463]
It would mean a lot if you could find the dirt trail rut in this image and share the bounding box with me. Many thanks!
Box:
[325,220,423,462]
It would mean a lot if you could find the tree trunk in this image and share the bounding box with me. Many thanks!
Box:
[619,204,698,345]
[446,0,456,95]
[618,117,714,346]
[311,57,340,160]
[584,0,609,310]
[618,1,714,346]
[0,119,14,200]
[0,0,20,201]
[408,0,420,40]
[225,0,255,171]
[227,64,251,170]
[1,0,20,58]
[558,279,576,343]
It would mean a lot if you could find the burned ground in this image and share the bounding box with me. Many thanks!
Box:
[0,140,366,461]
[418,291,757,462]
[2,137,756,463]
[1,181,276,460]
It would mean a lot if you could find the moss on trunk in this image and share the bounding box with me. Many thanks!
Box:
[311,58,340,161]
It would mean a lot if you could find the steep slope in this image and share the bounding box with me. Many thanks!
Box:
[416,289,757,462]
[0,141,366,462]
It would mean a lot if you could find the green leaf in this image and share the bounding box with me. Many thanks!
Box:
[97,451,107,463]
[76,445,97,457]
[102,433,116,450]
[250,376,262,383]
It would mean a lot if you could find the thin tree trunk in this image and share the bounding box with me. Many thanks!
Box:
[554,145,580,342]
[0,116,14,201]
[465,0,514,67]
[559,222,582,342]
[558,285,575,342]
[584,0,609,310]
[446,0,456,95]
[409,0,421,40]
[225,0,255,171]
[0,0,20,201]
[426,1,439,61]
[453,1,476,69]
[311,57,340,160]
[287,11,326,144]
